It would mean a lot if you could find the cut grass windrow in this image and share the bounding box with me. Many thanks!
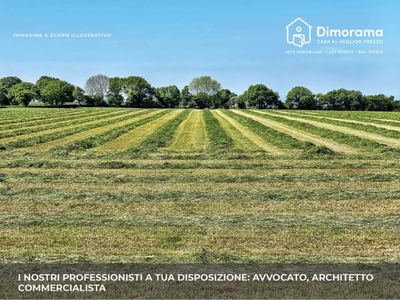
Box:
[214,110,287,155]
[29,110,164,151]
[252,110,400,149]
[0,108,88,126]
[232,110,358,154]
[0,109,108,132]
[3,166,400,176]
[276,110,400,132]
[0,110,124,139]
[4,181,400,192]
[97,109,184,151]
[1,157,399,170]
[286,110,400,122]
[4,167,400,184]
[0,226,398,262]
[203,109,233,153]
[168,110,209,152]
[2,110,146,148]
[211,110,261,151]
[245,111,388,153]
[124,109,191,154]
[222,110,306,149]
[2,199,399,216]
[3,186,400,204]
[1,213,398,229]
[366,118,400,124]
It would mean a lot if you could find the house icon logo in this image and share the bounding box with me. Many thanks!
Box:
[286,18,312,47]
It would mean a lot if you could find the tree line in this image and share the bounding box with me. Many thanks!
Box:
[0,75,398,111]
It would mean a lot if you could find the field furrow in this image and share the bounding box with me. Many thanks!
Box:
[232,110,358,154]
[253,110,400,148]
[168,110,209,151]
[97,109,184,150]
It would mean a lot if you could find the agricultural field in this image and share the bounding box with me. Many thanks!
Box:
[0,107,399,263]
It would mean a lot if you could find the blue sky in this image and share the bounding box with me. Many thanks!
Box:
[0,0,398,98]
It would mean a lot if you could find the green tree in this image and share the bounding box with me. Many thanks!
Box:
[155,85,181,108]
[35,76,58,103]
[189,76,221,108]
[0,76,22,105]
[314,93,326,109]
[124,76,154,107]
[107,77,125,106]
[9,82,37,107]
[393,99,400,111]
[215,89,237,108]
[348,91,366,110]
[365,94,395,111]
[239,84,280,109]
[286,86,313,109]
[298,95,318,110]
[236,96,247,108]
[324,89,363,110]
[41,80,74,106]
[180,85,195,108]
[73,86,86,106]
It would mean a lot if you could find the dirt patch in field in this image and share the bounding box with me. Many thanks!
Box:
[232,110,358,154]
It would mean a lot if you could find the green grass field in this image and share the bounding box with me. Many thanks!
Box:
[0,107,399,263]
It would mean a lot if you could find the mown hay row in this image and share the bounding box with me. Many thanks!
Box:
[1,226,398,262]
[4,166,399,176]
[167,110,209,151]
[254,110,400,148]
[2,199,399,216]
[231,110,358,154]
[0,109,113,131]
[5,180,400,192]
[0,110,142,146]
[215,110,288,155]
[97,109,184,150]
[275,110,400,132]
[0,110,125,139]
[29,110,162,151]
